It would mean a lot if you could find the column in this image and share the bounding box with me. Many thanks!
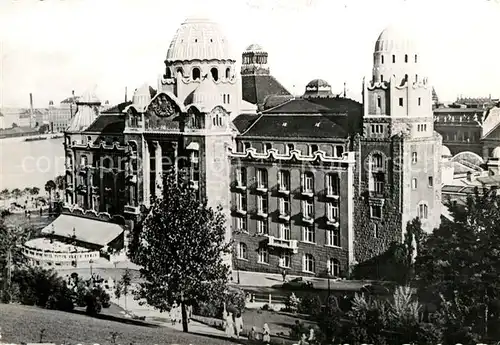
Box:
[143,140,150,206]
[172,141,178,177]
[153,141,162,197]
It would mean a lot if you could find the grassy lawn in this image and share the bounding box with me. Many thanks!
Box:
[241,309,315,337]
[0,304,239,345]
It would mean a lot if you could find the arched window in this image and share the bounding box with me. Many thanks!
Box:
[404,74,408,82]
[227,94,230,104]
[380,75,384,82]
[237,242,247,259]
[381,55,384,64]
[328,258,341,277]
[165,68,172,79]
[128,141,138,155]
[303,254,315,273]
[225,67,231,79]
[404,54,408,63]
[102,157,112,169]
[223,94,226,104]
[415,74,418,82]
[192,67,200,80]
[211,67,219,81]
[212,117,216,126]
[218,115,223,126]
[176,68,183,76]
[415,54,418,63]
[371,153,383,170]
[392,55,396,63]
[418,203,428,219]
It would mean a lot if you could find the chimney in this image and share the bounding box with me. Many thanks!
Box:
[125,87,128,102]
[343,82,347,98]
[70,90,75,118]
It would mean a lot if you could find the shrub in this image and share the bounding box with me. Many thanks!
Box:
[290,320,309,340]
[298,294,322,315]
[225,286,245,315]
[194,286,246,318]
[195,301,220,318]
[284,293,300,313]
[261,303,271,311]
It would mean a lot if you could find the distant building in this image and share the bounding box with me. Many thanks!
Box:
[0,110,4,130]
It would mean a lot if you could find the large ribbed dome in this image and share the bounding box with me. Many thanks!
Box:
[166,17,233,62]
[374,25,417,53]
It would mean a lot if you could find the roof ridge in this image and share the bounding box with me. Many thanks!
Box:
[240,112,266,136]
[261,98,295,114]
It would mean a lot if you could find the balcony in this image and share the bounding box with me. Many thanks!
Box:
[124,205,140,215]
[235,208,247,216]
[66,165,73,172]
[256,185,268,193]
[278,213,290,221]
[234,183,247,191]
[301,188,314,198]
[127,175,138,184]
[256,211,269,218]
[326,217,340,227]
[277,187,290,196]
[326,190,340,200]
[267,236,298,253]
[302,215,314,224]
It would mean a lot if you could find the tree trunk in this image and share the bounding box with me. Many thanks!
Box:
[485,303,488,337]
[181,291,189,332]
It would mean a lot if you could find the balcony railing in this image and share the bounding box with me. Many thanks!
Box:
[267,236,298,253]
[256,210,269,218]
[326,189,340,199]
[256,185,268,193]
[235,208,247,216]
[235,182,247,191]
[124,205,140,215]
[278,186,290,195]
[301,188,314,198]
[326,217,340,227]
[302,215,314,224]
[278,212,290,221]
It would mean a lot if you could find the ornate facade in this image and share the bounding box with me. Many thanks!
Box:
[63,18,443,277]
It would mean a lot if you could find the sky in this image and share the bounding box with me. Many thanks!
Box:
[0,0,499,108]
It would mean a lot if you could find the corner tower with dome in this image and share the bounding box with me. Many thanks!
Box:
[353,25,443,263]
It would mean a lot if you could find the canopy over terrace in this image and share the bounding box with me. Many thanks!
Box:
[41,214,124,248]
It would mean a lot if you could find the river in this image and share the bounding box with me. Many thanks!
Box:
[0,136,65,190]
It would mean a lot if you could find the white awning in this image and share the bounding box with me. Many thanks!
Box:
[41,214,124,247]
[186,142,200,150]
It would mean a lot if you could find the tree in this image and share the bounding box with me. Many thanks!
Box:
[44,180,56,201]
[30,187,40,197]
[118,269,132,312]
[416,187,500,340]
[54,175,65,193]
[130,169,231,332]
[11,188,21,202]
[0,189,9,200]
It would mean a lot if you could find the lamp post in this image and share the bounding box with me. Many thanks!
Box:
[325,269,331,298]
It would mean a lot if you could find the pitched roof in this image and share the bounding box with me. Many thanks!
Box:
[242,74,291,107]
[84,114,126,134]
[101,101,132,114]
[41,214,123,247]
[239,114,348,139]
[232,114,260,133]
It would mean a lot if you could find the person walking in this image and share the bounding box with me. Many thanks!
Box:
[225,312,235,338]
[262,323,271,345]
[234,312,244,338]
[171,301,179,325]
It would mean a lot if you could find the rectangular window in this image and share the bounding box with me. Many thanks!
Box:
[302,226,315,243]
[279,253,291,268]
[243,142,251,151]
[256,169,268,189]
[377,97,382,108]
[309,144,319,156]
[279,197,290,215]
[302,172,314,193]
[373,173,384,194]
[370,205,382,219]
[335,145,344,157]
[278,171,290,191]
[327,229,341,247]
[412,152,418,164]
[236,168,247,187]
[303,254,315,273]
[399,98,404,107]
[428,176,433,187]
[257,195,268,215]
[257,220,268,235]
[326,202,339,220]
[286,143,295,155]
[237,217,247,232]
[302,200,314,219]
[412,178,417,189]
[264,143,272,153]
[258,247,269,264]
[237,193,247,211]
[279,223,291,240]
[418,97,421,106]
[326,174,340,196]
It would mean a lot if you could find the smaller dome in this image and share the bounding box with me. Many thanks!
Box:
[245,43,264,52]
[441,145,451,158]
[306,79,330,89]
[374,24,417,52]
[493,147,500,159]
[131,84,154,112]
